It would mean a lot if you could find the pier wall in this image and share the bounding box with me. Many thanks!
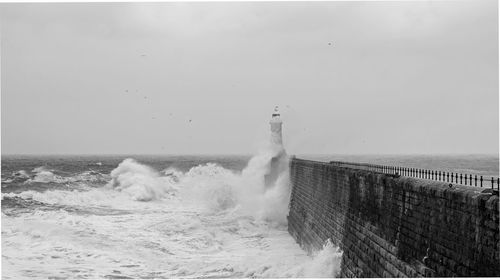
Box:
[287,158,499,277]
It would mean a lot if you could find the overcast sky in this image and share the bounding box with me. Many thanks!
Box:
[1,1,498,155]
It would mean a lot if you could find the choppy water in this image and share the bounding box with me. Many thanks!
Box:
[1,152,342,279]
[2,153,496,279]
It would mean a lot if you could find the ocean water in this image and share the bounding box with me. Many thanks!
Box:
[2,152,496,279]
[1,151,342,279]
[300,154,499,177]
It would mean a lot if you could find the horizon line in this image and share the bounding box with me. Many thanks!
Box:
[2,152,499,157]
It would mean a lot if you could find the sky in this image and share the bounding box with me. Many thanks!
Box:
[1,1,498,155]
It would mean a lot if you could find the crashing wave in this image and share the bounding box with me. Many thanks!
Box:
[107,158,177,201]
[102,143,291,224]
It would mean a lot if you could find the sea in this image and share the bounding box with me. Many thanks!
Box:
[1,152,498,279]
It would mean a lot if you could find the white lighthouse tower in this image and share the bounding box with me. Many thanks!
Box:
[265,106,288,188]
[270,106,283,147]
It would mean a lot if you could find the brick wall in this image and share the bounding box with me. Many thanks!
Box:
[287,158,499,277]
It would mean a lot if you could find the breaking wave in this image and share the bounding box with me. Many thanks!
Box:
[101,146,292,224]
[302,239,343,277]
[2,147,342,278]
[107,158,177,201]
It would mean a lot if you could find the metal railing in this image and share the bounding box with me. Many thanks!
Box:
[328,160,499,193]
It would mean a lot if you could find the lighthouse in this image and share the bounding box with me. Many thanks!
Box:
[264,106,288,188]
[270,106,283,147]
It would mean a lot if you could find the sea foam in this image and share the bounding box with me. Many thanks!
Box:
[2,148,342,278]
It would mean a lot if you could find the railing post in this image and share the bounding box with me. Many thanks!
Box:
[491,177,494,190]
[480,176,483,187]
[475,175,477,187]
[460,174,463,185]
